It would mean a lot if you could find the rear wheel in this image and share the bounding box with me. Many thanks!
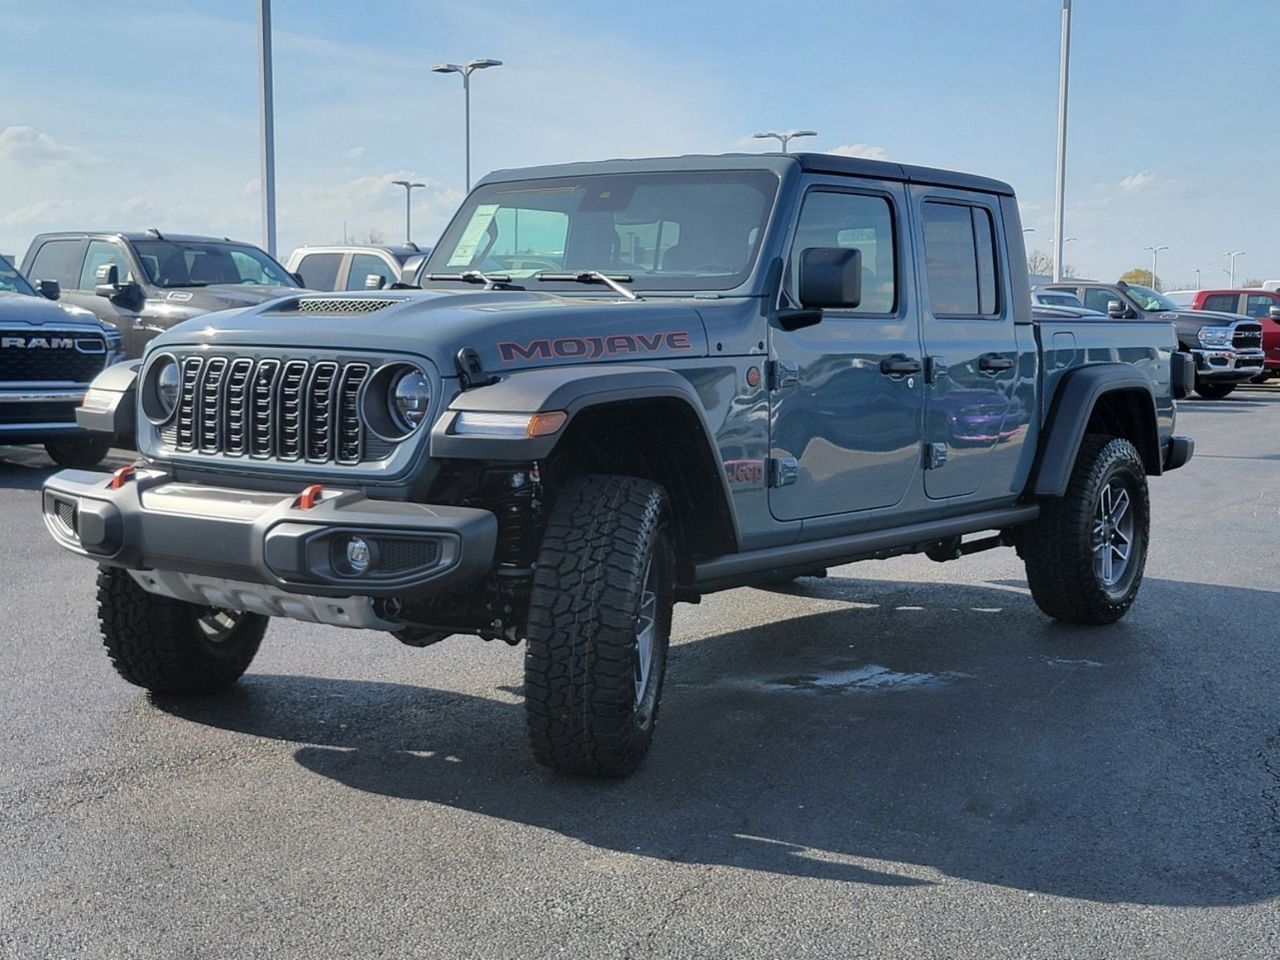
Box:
[524,475,674,777]
[1019,435,1150,625]
[1193,382,1236,399]
[97,567,267,694]
[45,434,112,468]
[1250,372,1274,384]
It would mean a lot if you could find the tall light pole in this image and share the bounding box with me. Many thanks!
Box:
[752,130,817,153]
[392,180,425,244]
[1224,250,1246,288]
[1049,236,1076,277]
[432,58,503,191]
[1144,244,1169,290]
[256,0,276,256]
[1194,268,1201,289]
[1052,0,1072,282]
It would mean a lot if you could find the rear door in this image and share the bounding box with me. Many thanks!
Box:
[913,189,1022,501]
[768,178,924,520]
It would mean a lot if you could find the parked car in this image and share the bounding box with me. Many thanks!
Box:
[1164,289,1280,382]
[20,231,307,358]
[0,255,124,466]
[46,152,1192,777]
[1036,280,1264,398]
[284,243,429,292]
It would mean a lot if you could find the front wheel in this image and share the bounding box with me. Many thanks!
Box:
[524,475,675,777]
[98,567,267,694]
[1018,435,1150,625]
[45,434,113,468]
[1193,382,1236,399]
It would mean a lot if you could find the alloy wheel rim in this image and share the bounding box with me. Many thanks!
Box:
[633,558,658,706]
[1091,479,1134,588]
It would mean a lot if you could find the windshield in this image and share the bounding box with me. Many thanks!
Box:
[1124,284,1179,312]
[132,240,296,289]
[427,170,779,292]
[0,256,36,296]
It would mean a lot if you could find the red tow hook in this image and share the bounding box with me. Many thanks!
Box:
[298,483,325,510]
[109,465,136,490]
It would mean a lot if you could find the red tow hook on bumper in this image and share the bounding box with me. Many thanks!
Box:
[297,483,325,510]
[108,465,136,490]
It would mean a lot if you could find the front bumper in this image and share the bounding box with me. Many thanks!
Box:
[41,469,499,602]
[1191,347,1266,382]
[0,388,89,442]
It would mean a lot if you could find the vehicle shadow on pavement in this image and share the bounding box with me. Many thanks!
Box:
[154,575,1280,907]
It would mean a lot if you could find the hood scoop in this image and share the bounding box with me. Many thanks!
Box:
[269,296,408,316]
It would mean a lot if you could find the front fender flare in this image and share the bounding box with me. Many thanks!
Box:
[75,360,140,438]
[1030,363,1160,498]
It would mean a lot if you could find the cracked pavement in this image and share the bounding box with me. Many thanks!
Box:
[2,387,1280,959]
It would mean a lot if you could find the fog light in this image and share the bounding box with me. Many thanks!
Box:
[345,536,371,575]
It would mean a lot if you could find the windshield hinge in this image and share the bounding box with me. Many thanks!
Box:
[455,347,498,390]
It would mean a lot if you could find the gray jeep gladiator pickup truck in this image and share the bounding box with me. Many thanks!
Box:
[42,153,1193,777]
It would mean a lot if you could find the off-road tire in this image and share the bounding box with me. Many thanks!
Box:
[45,434,113,469]
[1018,435,1149,625]
[98,567,267,694]
[524,475,675,777]
[1193,382,1235,399]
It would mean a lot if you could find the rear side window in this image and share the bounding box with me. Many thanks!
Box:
[79,240,133,289]
[789,190,896,314]
[922,201,1000,316]
[1202,294,1238,313]
[1244,294,1276,319]
[296,253,343,290]
[347,253,397,291]
[27,239,84,288]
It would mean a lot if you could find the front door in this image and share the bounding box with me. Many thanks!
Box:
[913,190,1023,501]
[769,181,924,521]
[61,239,147,356]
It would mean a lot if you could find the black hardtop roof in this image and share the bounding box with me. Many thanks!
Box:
[30,230,265,246]
[478,152,1015,197]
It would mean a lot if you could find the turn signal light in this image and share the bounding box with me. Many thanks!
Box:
[527,411,568,437]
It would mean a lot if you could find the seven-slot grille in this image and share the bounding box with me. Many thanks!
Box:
[164,355,375,464]
[1233,323,1263,351]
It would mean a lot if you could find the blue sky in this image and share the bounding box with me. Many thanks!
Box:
[1,0,1277,287]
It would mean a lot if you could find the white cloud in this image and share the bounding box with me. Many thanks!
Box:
[0,125,99,167]
[828,143,889,161]
[1118,171,1157,191]
[0,199,69,228]
[346,146,367,161]
[242,179,261,195]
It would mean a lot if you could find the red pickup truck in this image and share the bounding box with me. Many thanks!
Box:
[1168,289,1280,381]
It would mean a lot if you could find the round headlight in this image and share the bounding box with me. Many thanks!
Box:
[141,354,181,424]
[389,368,431,431]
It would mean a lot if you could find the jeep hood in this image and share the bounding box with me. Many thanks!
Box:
[150,290,712,374]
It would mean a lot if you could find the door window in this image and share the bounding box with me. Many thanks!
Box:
[346,253,398,290]
[1083,288,1120,314]
[1202,294,1238,313]
[296,253,343,290]
[27,239,85,288]
[1244,294,1277,319]
[789,190,896,314]
[922,201,1000,316]
[79,240,132,289]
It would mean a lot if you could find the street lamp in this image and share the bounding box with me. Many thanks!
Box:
[1223,250,1246,288]
[391,180,425,244]
[432,58,503,191]
[257,0,276,256]
[1052,0,1073,282]
[1144,244,1169,290]
[752,130,817,153]
[1049,236,1075,277]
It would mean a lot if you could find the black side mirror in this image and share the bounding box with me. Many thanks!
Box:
[93,263,120,298]
[290,271,305,287]
[364,273,386,290]
[36,279,60,300]
[798,247,862,310]
[1106,299,1127,319]
[1269,305,1280,321]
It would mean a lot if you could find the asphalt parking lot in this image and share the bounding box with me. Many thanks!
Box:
[2,388,1279,960]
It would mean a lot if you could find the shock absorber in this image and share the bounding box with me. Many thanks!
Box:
[486,462,544,600]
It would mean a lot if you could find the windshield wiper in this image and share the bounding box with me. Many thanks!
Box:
[425,270,511,290]
[535,271,640,301]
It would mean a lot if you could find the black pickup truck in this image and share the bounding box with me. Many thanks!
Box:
[43,153,1193,777]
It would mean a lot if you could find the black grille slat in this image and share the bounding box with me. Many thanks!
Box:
[336,364,369,464]
[1233,324,1263,350]
[304,361,339,462]
[166,354,393,466]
